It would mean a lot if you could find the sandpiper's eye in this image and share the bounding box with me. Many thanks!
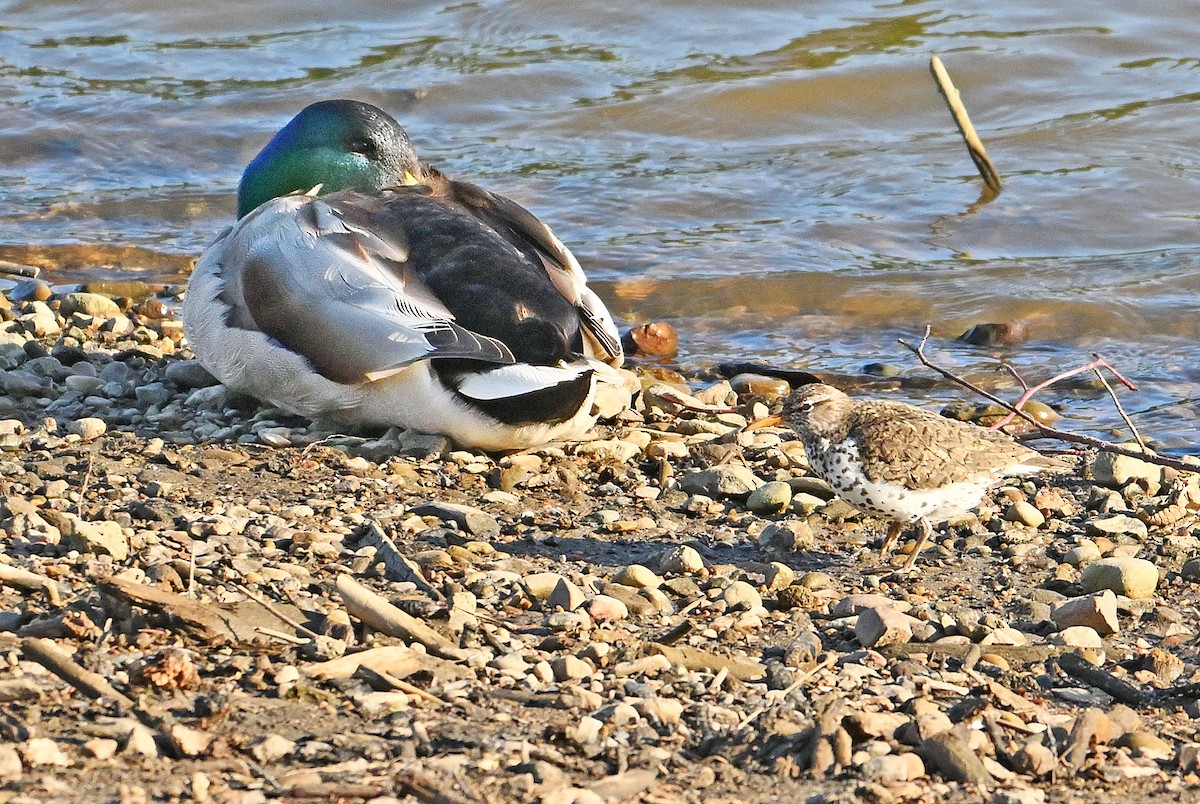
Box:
[799,401,815,412]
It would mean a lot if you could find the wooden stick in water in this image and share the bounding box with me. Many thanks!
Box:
[0,260,40,279]
[930,55,1002,195]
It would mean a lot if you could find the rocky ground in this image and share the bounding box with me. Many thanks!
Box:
[0,282,1199,804]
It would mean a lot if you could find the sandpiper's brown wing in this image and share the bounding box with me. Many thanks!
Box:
[847,401,1043,490]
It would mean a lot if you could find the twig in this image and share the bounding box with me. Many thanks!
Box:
[988,354,1136,432]
[336,574,467,660]
[930,55,1002,195]
[897,329,1197,472]
[1094,366,1147,451]
[0,564,62,606]
[235,583,321,639]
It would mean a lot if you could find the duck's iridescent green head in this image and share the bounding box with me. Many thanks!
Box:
[237,99,421,218]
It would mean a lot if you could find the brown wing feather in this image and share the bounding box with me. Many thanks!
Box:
[848,402,1040,489]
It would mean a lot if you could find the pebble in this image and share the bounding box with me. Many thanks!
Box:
[251,734,296,763]
[658,544,704,574]
[1050,590,1120,635]
[1050,626,1104,648]
[1080,557,1159,599]
[1063,540,1101,567]
[721,580,762,612]
[677,465,763,498]
[746,480,792,514]
[860,752,924,785]
[19,738,69,767]
[410,501,500,539]
[551,655,591,681]
[919,730,991,784]
[613,564,661,589]
[1085,514,1148,540]
[855,605,914,649]
[1005,501,1045,529]
[1091,452,1162,491]
[67,416,107,440]
[586,594,628,623]
[548,577,585,612]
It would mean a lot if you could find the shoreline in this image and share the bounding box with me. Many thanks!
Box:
[0,284,1196,802]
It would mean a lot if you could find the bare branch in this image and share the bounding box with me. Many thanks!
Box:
[930,55,1002,196]
[897,331,1196,473]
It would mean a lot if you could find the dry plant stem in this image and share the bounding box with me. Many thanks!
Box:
[1094,366,1148,451]
[930,55,1002,195]
[898,330,1197,472]
[989,355,1137,433]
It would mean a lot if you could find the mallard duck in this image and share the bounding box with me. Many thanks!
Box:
[183,99,627,451]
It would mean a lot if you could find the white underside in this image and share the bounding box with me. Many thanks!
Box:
[182,251,609,451]
[807,435,1021,524]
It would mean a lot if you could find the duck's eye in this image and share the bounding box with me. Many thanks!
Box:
[349,138,377,158]
[799,401,815,412]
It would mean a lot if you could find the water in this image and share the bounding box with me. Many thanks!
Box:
[2,0,1199,449]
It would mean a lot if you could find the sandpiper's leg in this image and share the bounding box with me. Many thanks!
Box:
[880,520,904,557]
[902,518,934,569]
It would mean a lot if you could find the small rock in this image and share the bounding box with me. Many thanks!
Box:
[860,752,924,785]
[833,594,910,617]
[83,739,119,761]
[548,577,585,612]
[19,738,69,767]
[1116,730,1172,760]
[164,359,219,389]
[677,465,764,498]
[1091,452,1162,491]
[251,733,296,763]
[1177,742,1200,774]
[524,572,570,603]
[721,580,762,612]
[658,545,704,575]
[919,730,990,784]
[587,594,628,623]
[764,562,795,591]
[59,292,122,319]
[1080,557,1159,599]
[855,605,914,649]
[551,655,591,681]
[410,501,500,539]
[1085,514,1148,540]
[993,790,1046,804]
[1050,626,1104,648]
[1051,590,1120,635]
[613,564,661,589]
[68,519,130,562]
[757,520,815,556]
[1006,501,1045,529]
[1064,540,1102,567]
[746,481,792,514]
[68,417,107,441]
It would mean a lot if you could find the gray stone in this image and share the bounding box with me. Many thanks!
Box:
[657,545,704,575]
[746,481,792,514]
[677,465,764,498]
[547,577,585,612]
[1085,514,1148,540]
[134,382,174,408]
[919,730,990,784]
[59,292,121,319]
[855,605,914,649]
[411,501,500,539]
[1051,590,1119,635]
[164,359,218,389]
[1080,557,1159,599]
[1091,451,1162,491]
[721,580,762,612]
[68,417,107,441]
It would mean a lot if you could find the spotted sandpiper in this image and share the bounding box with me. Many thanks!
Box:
[755,383,1071,569]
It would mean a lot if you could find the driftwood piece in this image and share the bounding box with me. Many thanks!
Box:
[335,574,466,660]
[0,563,62,606]
[642,642,765,682]
[1057,651,1154,709]
[358,521,443,600]
[930,54,1002,195]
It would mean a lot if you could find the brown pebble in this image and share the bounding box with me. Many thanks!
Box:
[622,322,678,358]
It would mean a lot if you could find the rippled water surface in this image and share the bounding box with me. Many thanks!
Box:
[3,0,1200,448]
